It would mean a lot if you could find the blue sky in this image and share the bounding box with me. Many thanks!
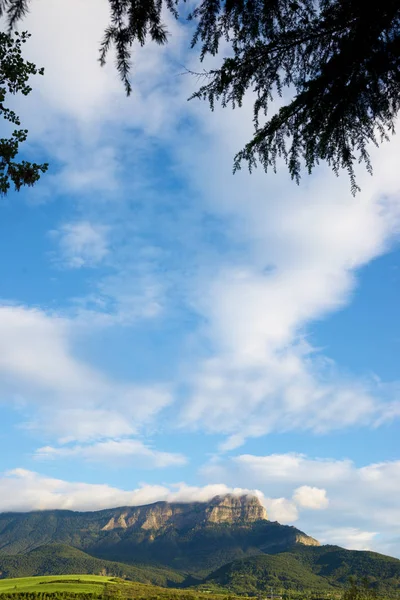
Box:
[1,0,400,558]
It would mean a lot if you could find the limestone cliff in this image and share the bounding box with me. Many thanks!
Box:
[206,494,268,523]
[101,494,268,532]
[295,533,320,546]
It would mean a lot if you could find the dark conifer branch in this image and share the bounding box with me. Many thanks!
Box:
[2,0,400,191]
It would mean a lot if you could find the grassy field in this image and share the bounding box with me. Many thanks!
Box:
[0,575,115,594]
[0,575,238,599]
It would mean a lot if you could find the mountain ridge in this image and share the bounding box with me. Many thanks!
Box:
[0,494,318,573]
[0,494,270,532]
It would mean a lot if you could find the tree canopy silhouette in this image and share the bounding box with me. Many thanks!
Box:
[2,0,400,192]
[0,29,48,195]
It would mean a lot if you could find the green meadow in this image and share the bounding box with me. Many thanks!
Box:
[0,576,114,594]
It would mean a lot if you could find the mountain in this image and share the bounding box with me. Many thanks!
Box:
[0,544,184,586]
[0,495,318,574]
[205,545,400,593]
[0,495,399,594]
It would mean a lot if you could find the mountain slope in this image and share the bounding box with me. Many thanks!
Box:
[291,545,400,589]
[0,544,184,586]
[205,545,400,593]
[90,519,319,575]
[0,495,318,574]
[205,553,335,592]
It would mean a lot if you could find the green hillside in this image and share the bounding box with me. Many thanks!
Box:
[0,545,184,587]
[205,546,400,594]
[205,554,335,593]
[291,545,400,590]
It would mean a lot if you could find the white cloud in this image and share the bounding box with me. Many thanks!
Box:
[51,222,110,268]
[176,102,400,444]
[230,454,352,485]
[0,304,172,447]
[316,528,378,551]
[0,305,92,393]
[24,1,114,120]
[27,409,135,444]
[264,498,299,524]
[0,469,262,512]
[182,348,381,446]
[35,439,187,468]
[293,486,329,510]
[202,452,349,495]
[21,0,188,140]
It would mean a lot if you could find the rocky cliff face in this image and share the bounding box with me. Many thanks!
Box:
[206,494,268,523]
[101,494,268,532]
[294,533,320,546]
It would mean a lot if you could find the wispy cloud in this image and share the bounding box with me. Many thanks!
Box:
[0,304,172,448]
[50,222,110,269]
[35,439,187,468]
[316,527,378,551]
